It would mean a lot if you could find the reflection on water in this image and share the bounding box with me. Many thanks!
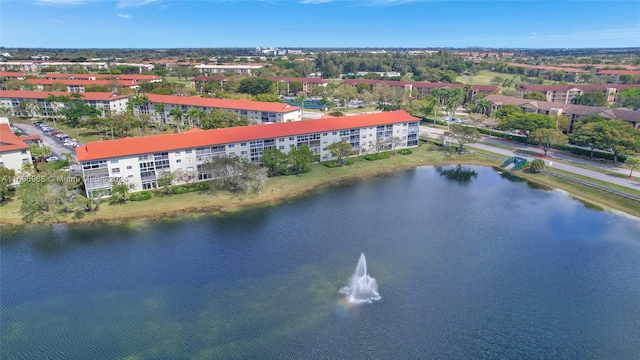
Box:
[435,165,478,183]
[1,166,639,359]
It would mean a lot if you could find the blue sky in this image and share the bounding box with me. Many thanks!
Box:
[1,0,639,49]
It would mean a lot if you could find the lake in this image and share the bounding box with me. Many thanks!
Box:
[1,166,639,359]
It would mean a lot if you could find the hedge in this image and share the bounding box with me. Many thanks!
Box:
[283,166,311,176]
[553,144,626,162]
[172,181,210,194]
[130,191,152,201]
[323,159,355,168]
[364,152,391,161]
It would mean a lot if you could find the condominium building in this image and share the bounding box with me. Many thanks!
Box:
[485,95,640,131]
[0,72,28,80]
[0,123,32,174]
[515,84,640,104]
[75,111,420,198]
[192,76,328,94]
[24,79,139,92]
[135,94,302,124]
[0,90,128,117]
[42,73,162,83]
[341,79,499,101]
[194,63,266,75]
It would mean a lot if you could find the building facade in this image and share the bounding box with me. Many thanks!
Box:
[0,91,129,117]
[485,95,640,131]
[76,111,421,198]
[0,123,32,175]
[515,84,640,104]
[136,94,302,124]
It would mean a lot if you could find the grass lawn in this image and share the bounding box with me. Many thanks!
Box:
[165,76,194,87]
[456,70,581,86]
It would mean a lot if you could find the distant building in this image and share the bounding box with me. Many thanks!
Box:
[485,94,640,131]
[194,63,266,75]
[515,84,640,104]
[0,123,32,175]
[0,91,129,118]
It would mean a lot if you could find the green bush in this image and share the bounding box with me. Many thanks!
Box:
[364,152,391,161]
[554,144,626,162]
[172,181,210,194]
[397,149,413,155]
[530,159,546,173]
[283,166,311,176]
[328,111,344,117]
[130,191,152,201]
[323,159,355,168]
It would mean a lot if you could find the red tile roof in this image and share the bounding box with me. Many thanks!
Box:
[0,72,27,78]
[0,124,30,153]
[25,79,138,87]
[342,79,412,87]
[145,94,301,113]
[518,84,640,92]
[76,110,419,161]
[596,70,640,76]
[0,90,128,101]
[43,73,161,81]
[270,77,327,84]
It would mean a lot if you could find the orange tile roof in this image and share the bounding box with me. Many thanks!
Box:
[76,110,420,161]
[0,124,30,153]
[0,72,27,78]
[145,94,301,113]
[42,73,160,81]
[25,79,138,87]
[0,90,128,101]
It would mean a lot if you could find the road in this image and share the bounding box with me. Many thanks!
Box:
[15,123,81,173]
[420,125,640,191]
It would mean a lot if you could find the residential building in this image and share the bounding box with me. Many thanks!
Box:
[515,84,640,104]
[0,72,28,80]
[485,94,640,131]
[136,94,302,124]
[24,79,139,92]
[42,73,162,83]
[0,123,32,175]
[341,79,499,101]
[595,70,640,84]
[75,110,420,198]
[194,63,266,75]
[0,90,129,117]
[192,76,328,94]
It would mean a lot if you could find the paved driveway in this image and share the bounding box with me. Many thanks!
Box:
[15,123,81,174]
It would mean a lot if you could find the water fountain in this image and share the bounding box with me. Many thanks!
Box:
[339,253,381,304]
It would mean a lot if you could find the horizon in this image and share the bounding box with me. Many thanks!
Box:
[1,1,638,49]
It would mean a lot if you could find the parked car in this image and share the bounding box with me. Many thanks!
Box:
[46,156,60,162]
[34,121,43,126]
[42,127,55,133]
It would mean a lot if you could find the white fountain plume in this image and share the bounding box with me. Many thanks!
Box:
[339,253,381,304]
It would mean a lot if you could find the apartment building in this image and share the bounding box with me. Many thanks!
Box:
[24,79,139,92]
[135,94,302,124]
[42,73,162,83]
[0,72,28,80]
[595,70,640,84]
[194,63,266,75]
[485,94,640,131]
[75,110,420,198]
[341,79,499,101]
[192,76,328,94]
[0,123,32,174]
[516,84,640,104]
[0,90,128,117]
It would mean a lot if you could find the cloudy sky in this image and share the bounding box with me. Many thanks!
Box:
[1,0,639,48]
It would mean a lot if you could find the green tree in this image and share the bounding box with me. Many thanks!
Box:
[200,109,250,129]
[294,93,307,119]
[17,177,54,223]
[187,108,205,127]
[569,121,611,159]
[571,91,606,106]
[356,83,370,94]
[618,88,640,110]
[109,178,134,204]
[603,119,640,163]
[260,147,289,176]
[474,99,492,116]
[289,81,303,94]
[494,104,522,119]
[625,156,640,177]
[29,143,52,162]
[253,93,282,103]
[326,140,353,164]
[169,107,184,131]
[49,82,68,92]
[288,144,317,171]
[0,167,16,202]
[154,103,166,124]
[523,91,547,101]
[157,170,176,195]
[238,77,276,95]
[529,159,546,173]
[445,124,481,151]
[529,128,567,156]
[498,112,556,143]
[59,98,101,126]
[205,155,259,193]
[17,99,41,118]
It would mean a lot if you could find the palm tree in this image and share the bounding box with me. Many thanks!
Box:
[463,84,473,104]
[475,99,492,116]
[169,107,184,132]
[154,103,166,125]
[445,88,464,130]
[319,95,332,116]
[295,93,307,120]
[187,108,205,128]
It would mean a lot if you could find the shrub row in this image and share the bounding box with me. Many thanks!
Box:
[130,191,152,201]
[364,152,391,161]
[397,149,413,155]
[323,159,355,168]
[553,144,626,162]
[172,182,210,194]
[283,166,311,176]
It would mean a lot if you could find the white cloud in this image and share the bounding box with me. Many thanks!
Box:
[50,19,65,24]
[116,13,132,19]
[116,0,160,9]
[530,32,538,39]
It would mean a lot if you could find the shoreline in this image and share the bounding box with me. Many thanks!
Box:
[1,148,638,226]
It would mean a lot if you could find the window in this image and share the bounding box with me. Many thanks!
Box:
[241,142,247,146]
[186,149,192,154]
[126,165,132,170]
[112,168,120,174]
[279,138,285,142]
[322,133,327,136]
[21,150,27,154]
[176,159,182,163]
[289,137,295,141]
[111,159,118,164]
[175,152,180,156]
[241,150,247,155]
[279,145,285,150]
[187,167,194,172]
[332,131,337,135]
[229,152,235,156]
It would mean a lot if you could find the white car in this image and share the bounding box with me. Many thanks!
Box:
[46,156,60,162]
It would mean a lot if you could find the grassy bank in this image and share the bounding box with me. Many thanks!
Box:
[1,143,637,226]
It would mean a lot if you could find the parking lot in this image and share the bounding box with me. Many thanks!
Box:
[14,122,82,174]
